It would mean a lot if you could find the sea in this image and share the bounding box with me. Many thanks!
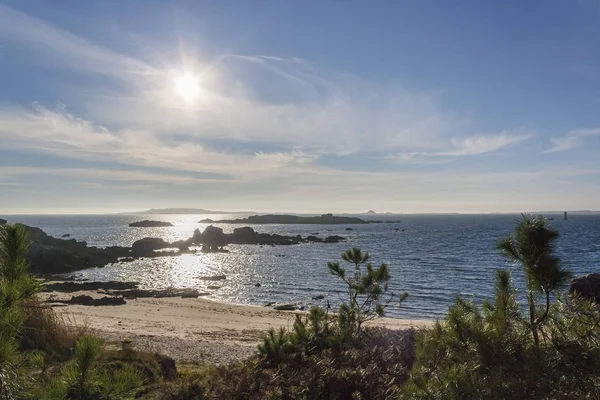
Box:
[4,213,600,320]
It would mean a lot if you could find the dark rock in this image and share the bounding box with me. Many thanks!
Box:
[324,235,345,243]
[255,283,262,287]
[306,235,322,242]
[264,302,275,307]
[207,285,221,290]
[0,218,6,225]
[68,294,94,305]
[273,304,298,311]
[199,275,227,281]
[129,220,174,228]
[107,287,209,299]
[159,356,178,380]
[232,226,258,244]
[312,295,325,300]
[131,237,171,256]
[44,281,138,293]
[310,232,319,235]
[200,225,229,247]
[198,218,215,223]
[570,273,600,304]
[61,234,71,238]
[120,257,135,263]
[63,295,126,306]
[345,227,354,231]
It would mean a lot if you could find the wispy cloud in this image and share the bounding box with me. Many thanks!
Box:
[545,128,600,153]
[390,131,531,163]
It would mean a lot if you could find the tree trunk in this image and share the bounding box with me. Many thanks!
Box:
[528,294,539,346]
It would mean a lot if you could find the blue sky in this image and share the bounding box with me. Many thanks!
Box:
[1,0,599,214]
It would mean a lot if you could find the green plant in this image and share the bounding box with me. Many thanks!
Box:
[36,335,145,400]
[328,248,408,336]
[0,224,43,398]
[497,214,571,345]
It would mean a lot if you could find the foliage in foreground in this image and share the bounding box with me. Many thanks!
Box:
[403,215,600,399]
[258,248,408,364]
[163,216,600,400]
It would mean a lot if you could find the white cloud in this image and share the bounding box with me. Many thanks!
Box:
[545,128,600,153]
[390,131,531,163]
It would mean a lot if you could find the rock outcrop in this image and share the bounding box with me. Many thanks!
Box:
[129,220,174,227]
[570,273,600,304]
[0,219,6,225]
[17,223,346,275]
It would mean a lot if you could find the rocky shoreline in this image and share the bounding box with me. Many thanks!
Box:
[8,223,346,275]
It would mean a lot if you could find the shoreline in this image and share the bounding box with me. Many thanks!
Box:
[41,290,433,365]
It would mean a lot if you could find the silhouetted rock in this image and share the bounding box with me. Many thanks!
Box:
[44,281,138,293]
[255,283,262,287]
[200,225,229,247]
[0,218,6,225]
[60,295,126,306]
[61,234,71,238]
[120,257,135,263]
[345,227,354,231]
[20,225,126,274]
[570,273,600,304]
[129,220,174,227]
[106,287,209,299]
[207,285,221,290]
[312,295,325,300]
[232,226,258,244]
[199,275,227,281]
[324,235,345,243]
[214,214,370,225]
[198,218,215,223]
[131,237,171,256]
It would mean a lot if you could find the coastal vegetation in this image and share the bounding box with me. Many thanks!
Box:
[0,215,599,398]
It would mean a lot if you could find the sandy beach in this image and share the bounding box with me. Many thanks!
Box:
[42,291,433,365]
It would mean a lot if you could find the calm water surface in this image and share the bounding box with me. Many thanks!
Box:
[5,214,600,319]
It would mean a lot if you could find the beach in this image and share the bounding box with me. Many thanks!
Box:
[42,291,433,365]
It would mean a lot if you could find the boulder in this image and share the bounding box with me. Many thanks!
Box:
[231,226,258,244]
[61,234,71,238]
[65,295,126,306]
[199,275,227,281]
[198,218,215,223]
[312,295,325,300]
[44,281,139,293]
[324,235,345,243]
[345,227,354,231]
[131,237,171,256]
[0,218,6,225]
[570,273,600,304]
[129,220,174,228]
[201,225,230,247]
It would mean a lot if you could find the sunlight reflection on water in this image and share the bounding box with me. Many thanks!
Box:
[7,213,600,319]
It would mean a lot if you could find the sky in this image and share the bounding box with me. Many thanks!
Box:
[1,0,600,214]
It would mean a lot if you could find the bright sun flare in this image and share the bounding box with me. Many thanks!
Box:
[175,74,200,101]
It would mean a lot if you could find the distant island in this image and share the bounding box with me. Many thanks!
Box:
[200,214,372,225]
[129,220,174,227]
[123,208,256,215]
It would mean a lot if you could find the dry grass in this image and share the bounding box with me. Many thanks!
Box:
[20,299,86,361]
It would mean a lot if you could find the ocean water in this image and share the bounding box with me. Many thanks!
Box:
[4,213,600,319]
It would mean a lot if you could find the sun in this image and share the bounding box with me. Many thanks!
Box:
[175,73,200,101]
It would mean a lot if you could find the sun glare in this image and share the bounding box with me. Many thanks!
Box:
[175,73,200,101]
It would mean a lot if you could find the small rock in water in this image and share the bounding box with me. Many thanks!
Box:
[61,234,71,238]
[345,227,354,231]
[312,295,325,300]
[207,285,221,290]
[199,275,227,281]
[255,283,262,287]
[264,302,275,307]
